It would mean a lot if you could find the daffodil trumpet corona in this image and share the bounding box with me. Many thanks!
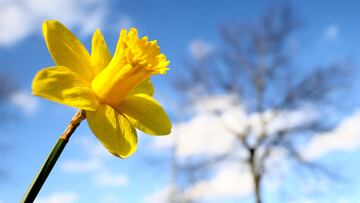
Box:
[23,20,171,202]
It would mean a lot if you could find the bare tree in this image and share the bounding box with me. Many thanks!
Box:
[0,72,14,101]
[0,72,16,122]
[0,71,15,179]
[172,3,352,203]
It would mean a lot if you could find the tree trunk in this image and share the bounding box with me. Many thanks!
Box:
[253,173,262,203]
[249,148,262,203]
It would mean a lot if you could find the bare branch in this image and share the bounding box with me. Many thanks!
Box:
[170,3,353,203]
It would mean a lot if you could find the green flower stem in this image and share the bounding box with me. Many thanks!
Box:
[22,110,86,203]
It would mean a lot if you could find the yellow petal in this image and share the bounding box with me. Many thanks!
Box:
[91,29,111,75]
[127,79,154,97]
[32,66,99,111]
[91,28,169,106]
[42,20,94,82]
[117,94,171,135]
[86,105,137,158]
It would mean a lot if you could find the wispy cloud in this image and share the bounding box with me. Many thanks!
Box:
[189,39,214,60]
[142,164,259,202]
[324,24,339,41]
[94,170,128,187]
[148,94,348,201]
[60,135,109,173]
[10,90,39,115]
[0,0,117,47]
[290,198,352,203]
[0,3,32,46]
[78,5,107,37]
[60,135,129,188]
[150,135,174,151]
[116,17,133,30]
[60,136,106,174]
[151,94,318,160]
[174,113,239,158]
[303,110,360,160]
[35,192,78,203]
[142,186,173,203]
[150,95,241,157]
[99,194,123,203]
[61,158,103,173]
[187,164,253,199]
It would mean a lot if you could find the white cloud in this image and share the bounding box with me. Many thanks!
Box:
[99,194,123,203]
[60,135,109,173]
[142,186,173,203]
[151,95,244,158]
[143,163,261,202]
[164,93,360,162]
[0,0,111,47]
[324,24,339,40]
[303,110,360,160]
[94,170,128,187]
[289,200,320,203]
[289,198,351,203]
[60,135,129,188]
[0,3,32,46]
[61,158,102,173]
[10,90,39,115]
[149,94,360,201]
[265,105,318,136]
[189,39,214,60]
[116,17,133,30]
[151,94,317,160]
[73,135,109,159]
[194,94,239,113]
[35,192,78,203]
[143,164,255,202]
[187,164,253,199]
[174,113,238,158]
[62,158,129,187]
[150,95,241,153]
[78,6,107,37]
[142,162,282,202]
[147,95,321,200]
[150,135,174,151]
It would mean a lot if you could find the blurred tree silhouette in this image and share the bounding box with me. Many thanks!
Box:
[0,72,15,178]
[0,73,13,99]
[0,72,15,122]
[171,3,352,203]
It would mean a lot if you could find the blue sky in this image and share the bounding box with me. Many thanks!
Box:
[0,0,360,202]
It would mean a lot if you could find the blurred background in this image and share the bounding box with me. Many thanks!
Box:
[0,0,360,202]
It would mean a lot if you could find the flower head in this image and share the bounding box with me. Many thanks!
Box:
[32,20,171,158]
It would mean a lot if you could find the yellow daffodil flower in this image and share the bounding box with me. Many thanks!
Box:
[32,20,171,158]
